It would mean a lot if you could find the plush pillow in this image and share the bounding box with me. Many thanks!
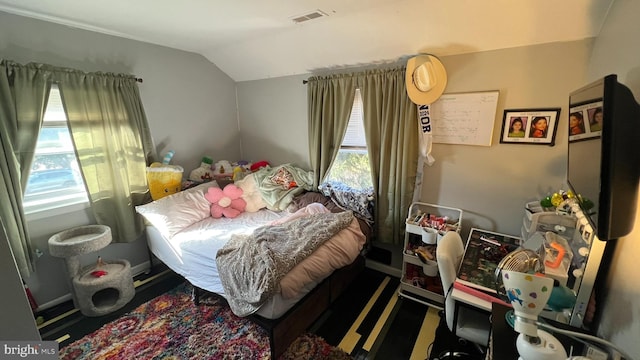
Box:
[318,181,375,223]
[135,181,215,238]
[288,191,343,213]
[204,184,247,218]
[235,173,268,212]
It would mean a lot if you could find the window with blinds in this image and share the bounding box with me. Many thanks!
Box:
[341,89,366,149]
[324,89,373,190]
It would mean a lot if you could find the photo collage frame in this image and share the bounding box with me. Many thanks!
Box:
[499,108,561,145]
[568,100,603,142]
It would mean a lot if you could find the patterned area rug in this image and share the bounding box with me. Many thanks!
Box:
[60,283,352,359]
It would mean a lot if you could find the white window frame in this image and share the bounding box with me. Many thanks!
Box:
[23,84,89,219]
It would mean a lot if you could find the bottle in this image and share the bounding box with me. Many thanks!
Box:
[188,156,214,182]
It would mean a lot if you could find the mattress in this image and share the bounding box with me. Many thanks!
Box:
[145,205,365,319]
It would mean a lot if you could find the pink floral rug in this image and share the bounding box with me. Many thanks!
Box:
[60,283,351,359]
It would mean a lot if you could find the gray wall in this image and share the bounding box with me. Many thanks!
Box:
[237,74,310,167]
[0,11,239,310]
[585,1,640,357]
[238,39,592,239]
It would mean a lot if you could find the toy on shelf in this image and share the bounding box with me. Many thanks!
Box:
[539,189,594,214]
[162,150,175,165]
[232,160,252,181]
[250,160,270,172]
[213,160,233,176]
[147,151,183,200]
[211,160,234,187]
[188,156,214,183]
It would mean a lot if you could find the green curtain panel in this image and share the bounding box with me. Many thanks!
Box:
[0,61,50,277]
[360,68,419,245]
[306,67,419,245]
[59,71,154,243]
[307,74,356,188]
[0,60,155,277]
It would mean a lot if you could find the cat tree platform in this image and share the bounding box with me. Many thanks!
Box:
[48,225,134,317]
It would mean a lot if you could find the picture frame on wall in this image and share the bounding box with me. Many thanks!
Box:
[499,108,561,145]
[568,100,603,142]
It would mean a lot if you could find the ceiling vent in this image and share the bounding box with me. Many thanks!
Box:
[291,10,328,24]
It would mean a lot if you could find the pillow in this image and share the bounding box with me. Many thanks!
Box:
[318,181,374,223]
[135,181,216,238]
[235,174,268,212]
[288,191,343,213]
[204,184,247,218]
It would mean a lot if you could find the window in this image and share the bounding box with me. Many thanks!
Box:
[23,84,88,214]
[324,89,373,190]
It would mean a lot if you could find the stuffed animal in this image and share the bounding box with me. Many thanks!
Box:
[213,160,233,176]
[232,160,251,181]
[250,160,270,172]
[204,184,247,218]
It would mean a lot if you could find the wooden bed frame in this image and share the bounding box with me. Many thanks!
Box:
[192,254,365,359]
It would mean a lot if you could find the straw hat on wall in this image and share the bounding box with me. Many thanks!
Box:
[405,54,448,105]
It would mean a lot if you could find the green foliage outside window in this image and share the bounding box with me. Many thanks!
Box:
[326,150,373,190]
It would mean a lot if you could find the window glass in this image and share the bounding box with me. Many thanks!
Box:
[324,89,373,190]
[23,85,88,214]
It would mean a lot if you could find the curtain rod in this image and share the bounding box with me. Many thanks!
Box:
[135,77,143,83]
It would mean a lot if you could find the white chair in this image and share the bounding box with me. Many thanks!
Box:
[436,231,491,350]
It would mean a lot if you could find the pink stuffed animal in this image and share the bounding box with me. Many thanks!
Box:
[205,184,247,218]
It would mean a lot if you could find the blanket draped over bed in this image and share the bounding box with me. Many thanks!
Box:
[216,210,354,316]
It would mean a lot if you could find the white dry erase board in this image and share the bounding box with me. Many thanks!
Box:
[430,90,499,146]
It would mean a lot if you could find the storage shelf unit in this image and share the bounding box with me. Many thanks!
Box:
[520,200,607,328]
[398,202,462,308]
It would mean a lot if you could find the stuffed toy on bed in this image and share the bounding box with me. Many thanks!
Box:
[205,184,247,218]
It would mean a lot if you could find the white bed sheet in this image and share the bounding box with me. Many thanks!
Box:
[145,207,365,319]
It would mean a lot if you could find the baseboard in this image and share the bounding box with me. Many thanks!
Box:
[365,259,401,278]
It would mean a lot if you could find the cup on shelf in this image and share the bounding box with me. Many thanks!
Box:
[422,259,438,276]
[422,227,438,244]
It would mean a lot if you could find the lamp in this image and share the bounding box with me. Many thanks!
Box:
[501,270,567,360]
[496,250,633,360]
[495,249,567,360]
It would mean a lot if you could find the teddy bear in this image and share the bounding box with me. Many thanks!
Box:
[204,184,247,218]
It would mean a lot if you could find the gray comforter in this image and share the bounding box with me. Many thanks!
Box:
[216,210,354,316]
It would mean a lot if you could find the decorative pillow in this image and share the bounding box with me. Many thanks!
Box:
[204,184,247,218]
[318,181,375,223]
[135,181,215,238]
[288,191,343,213]
[268,167,297,189]
[235,174,268,212]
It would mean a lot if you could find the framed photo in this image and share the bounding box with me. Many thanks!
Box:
[499,108,561,145]
[568,100,603,142]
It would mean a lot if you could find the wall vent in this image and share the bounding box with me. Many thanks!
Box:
[291,10,328,24]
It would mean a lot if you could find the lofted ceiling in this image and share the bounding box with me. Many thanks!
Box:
[0,0,614,82]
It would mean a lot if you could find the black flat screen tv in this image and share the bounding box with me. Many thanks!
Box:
[567,74,640,240]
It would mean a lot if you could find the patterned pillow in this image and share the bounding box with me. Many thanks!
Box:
[268,167,297,189]
[318,181,374,223]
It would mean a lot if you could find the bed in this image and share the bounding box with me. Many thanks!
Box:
[136,166,373,358]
